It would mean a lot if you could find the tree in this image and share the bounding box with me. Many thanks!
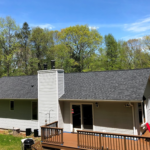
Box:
[104,34,118,70]
[0,16,19,76]
[58,25,103,72]
[30,27,47,70]
[15,22,31,75]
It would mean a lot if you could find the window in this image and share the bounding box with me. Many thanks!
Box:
[32,102,38,120]
[10,101,14,110]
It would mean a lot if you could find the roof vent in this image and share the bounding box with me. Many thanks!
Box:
[43,63,47,70]
[51,60,55,69]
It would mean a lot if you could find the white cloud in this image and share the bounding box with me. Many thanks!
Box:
[89,26,99,30]
[31,24,55,30]
[124,17,150,32]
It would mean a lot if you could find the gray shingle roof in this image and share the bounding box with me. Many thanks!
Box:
[0,75,37,99]
[0,68,150,101]
[60,68,150,101]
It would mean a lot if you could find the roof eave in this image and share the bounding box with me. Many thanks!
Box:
[59,98,142,102]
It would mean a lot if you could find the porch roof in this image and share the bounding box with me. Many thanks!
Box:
[60,68,150,101]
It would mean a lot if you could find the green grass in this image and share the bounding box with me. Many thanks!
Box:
[0,134,23,150]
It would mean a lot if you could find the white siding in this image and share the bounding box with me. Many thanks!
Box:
[0,118,38,131]
[38,69,64,135]
[147,99,150,124]
[63,101,134,135]
[63,101,71,132]
[58,71,64,99]
[58,101,64,128]
[134,103,140,135]
[38,71,58,135]
[144,80,150,124]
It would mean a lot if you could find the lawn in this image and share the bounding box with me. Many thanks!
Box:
[0,134,23,150]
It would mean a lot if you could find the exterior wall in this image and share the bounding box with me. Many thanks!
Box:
[144,80,150,124]
[38,69,64,135]
[0,118,38,131]
[62,101,134,135]
[147,99,150,124]
[134,103,140,135]
[58,70,64,99]
[63,101,71,132]
[0,100,38,131]
[0,100,37,120]
[58,101,64,128]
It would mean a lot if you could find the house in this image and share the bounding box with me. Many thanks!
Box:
[0,64,150,138]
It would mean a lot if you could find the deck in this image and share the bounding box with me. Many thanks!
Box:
[42,132,150,150]
[41,121,150,150]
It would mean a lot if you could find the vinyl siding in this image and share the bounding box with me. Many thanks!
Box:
[58,101,64,128]
[147,99,150,124]
[38,70,64,135]
[38,71,58,135]
[63,101,134,135]
[144,80,150,124]
[63,101,71,132]
[0,100,37,120]
[0,118,38,131]
[58,71,64,99]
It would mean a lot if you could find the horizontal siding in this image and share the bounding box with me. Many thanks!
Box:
[38,71,58,136]
[58,71,64,98]
[0,118,38,131]
[63,101,71,132]
[0,100,37,120]
[63,101,134,135]
[147,99,150,124]
[58,101,64,128]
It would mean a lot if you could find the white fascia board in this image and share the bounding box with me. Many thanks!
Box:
[59,99,142,103]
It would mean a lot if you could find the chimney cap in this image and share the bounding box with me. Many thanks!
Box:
[43,63,47,70]
[51,60,55,69]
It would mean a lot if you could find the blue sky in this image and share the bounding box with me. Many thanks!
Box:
[0,0,150,40]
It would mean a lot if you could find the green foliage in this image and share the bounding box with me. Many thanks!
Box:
[0,16,150,77]
[104,34,118,70]
[58,25,103,72]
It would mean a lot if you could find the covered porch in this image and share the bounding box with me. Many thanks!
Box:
[58,100,141,135]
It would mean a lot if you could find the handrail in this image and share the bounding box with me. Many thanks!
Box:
[41,121,58,128]
[77,130,150,150]
[77,130,150,138]
[41,127,63,129]
[41,121,63,145]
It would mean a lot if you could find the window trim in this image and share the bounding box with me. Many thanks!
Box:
[9,100,14,111]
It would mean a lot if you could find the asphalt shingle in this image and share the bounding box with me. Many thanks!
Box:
[60,68,150,101]
[0,75,37,99]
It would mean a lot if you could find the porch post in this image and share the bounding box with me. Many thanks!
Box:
[141,102,144,124]
[144,101,147,123]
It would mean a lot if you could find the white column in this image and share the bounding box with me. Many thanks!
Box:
[144,101,147,123]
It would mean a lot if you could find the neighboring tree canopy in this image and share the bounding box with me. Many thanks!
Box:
[0,16,150,77]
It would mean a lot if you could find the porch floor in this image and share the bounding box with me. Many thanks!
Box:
[42,132,150,150]
[143,130,150,137]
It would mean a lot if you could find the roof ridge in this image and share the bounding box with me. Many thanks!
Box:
[64,68,150,74]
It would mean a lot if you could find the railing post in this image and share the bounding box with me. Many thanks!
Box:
[99,133,101,149]
[61,129,63,145]
[77,131,79,147]
[124,136,127,150]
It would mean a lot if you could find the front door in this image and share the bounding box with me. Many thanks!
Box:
[72,104,93,132]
